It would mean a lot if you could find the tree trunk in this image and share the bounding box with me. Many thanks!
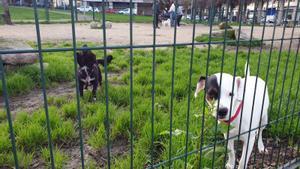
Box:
[1,0,13,25]
[277,0,285,25]
[257,0,263,24]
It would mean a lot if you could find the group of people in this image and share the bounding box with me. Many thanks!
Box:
[154,1,183,28]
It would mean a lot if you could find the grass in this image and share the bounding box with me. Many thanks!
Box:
[0,42,299,168]
[0,6,71,22]
[0,6,153,23]
[195,29,263,47]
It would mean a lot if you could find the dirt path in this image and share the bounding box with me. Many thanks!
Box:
[0,82,75,115]
[0,23,299,49]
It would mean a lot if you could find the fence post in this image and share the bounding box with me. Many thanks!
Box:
[0,55,19,169]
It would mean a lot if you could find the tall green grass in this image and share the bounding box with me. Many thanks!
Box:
[0,44,299,168]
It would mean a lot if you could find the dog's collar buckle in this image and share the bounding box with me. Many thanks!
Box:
[223,100,243,125]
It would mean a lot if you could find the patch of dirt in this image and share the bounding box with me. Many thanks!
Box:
[234,138,299,168]
[0,82,75,115]
[62,136,128,169]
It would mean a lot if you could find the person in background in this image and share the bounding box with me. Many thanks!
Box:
[168,1,176,27]
[153,1,160,29]
[176,6,183,27]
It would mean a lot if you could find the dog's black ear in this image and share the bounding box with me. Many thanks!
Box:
[107,55,113,63]
[76,52,84,67]
[195,76,206,98]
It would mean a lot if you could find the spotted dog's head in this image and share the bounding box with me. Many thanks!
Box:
[194,73,243,120]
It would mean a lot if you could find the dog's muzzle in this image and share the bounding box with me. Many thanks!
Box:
[217,107,228,119]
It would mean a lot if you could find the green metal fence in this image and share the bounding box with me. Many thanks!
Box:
[0,0,299,168]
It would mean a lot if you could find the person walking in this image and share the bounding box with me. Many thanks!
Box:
[176,6,183,27]
[153,1,161,28]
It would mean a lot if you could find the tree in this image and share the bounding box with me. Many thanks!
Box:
[1,0,13,25]
[277,0,285,25]
[183,0,190,18]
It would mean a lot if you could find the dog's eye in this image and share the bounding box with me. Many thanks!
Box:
[229,92,233,96]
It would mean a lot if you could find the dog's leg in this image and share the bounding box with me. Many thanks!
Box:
[238,134,255,169]
[79,82,84,97]
[91,82,97,101]
[257,127,266,153]
[258,115,268,153]
[225,133,235,169]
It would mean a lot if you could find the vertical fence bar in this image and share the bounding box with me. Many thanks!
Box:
[150,0,157,168]
[258,1,283,167]
[236,1,262,169]
[74,0,78,22]
[129,0,134,167]
[222,0,245,168]
[274,1,300,167]
[100,0,111,168]
[251,0,271,166]
[282,42,300,164]
[267,0,292,165]
[198,0,215,168]
[0,56,19,168]
[32,0,55,168]
[69,0,85,168]
[183,0,197,167]
[168,0,179,167]
[211,0,230,168]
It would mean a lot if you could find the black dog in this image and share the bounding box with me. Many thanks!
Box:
[76,45,113,101]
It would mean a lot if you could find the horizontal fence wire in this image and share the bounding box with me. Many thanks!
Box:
[0,0,299,168]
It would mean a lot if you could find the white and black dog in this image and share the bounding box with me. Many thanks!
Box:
[194,63,269,169]
[77,45,113,101]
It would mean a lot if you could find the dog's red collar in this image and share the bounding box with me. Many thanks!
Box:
[223,100,243,125]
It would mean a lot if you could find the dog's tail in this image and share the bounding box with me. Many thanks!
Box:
[244,62,250,77]
[97,55,113,66]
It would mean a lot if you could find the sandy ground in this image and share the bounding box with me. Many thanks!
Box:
[0,23,299,49]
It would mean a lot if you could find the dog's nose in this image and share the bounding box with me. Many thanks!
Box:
[218,107,228,117]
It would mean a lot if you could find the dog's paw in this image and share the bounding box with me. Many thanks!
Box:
[258,145,268,154]
[225,163,234,169]
[92,97,97,102]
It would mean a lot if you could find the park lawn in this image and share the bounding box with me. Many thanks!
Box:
[0,42,299,168]
[0,6,71,21]
[0,6,153,23]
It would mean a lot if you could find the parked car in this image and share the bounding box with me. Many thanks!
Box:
[77,6,93,12]
[118,8,137,15]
